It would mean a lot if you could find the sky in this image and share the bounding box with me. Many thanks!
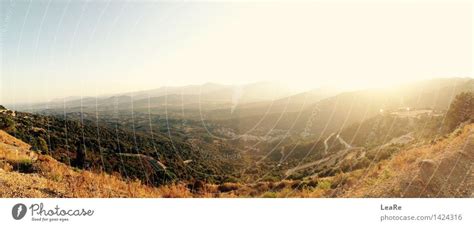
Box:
[0,0,472,104]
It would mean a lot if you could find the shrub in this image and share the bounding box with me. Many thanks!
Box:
[261,175,280,182]
[188,180,205,193]
[317,180,331,190]
[291,180,304,190]
[217,183,239,193]
[35,137,49,154]
[306,179,318,188]
[331,173,348,189]
[376,149,392,161]
[287,173,305,180]
[224,176,240,183]
[11,159,36,173]
[262,191,277,198]
[353,157,371,170]
[273,181,287,191]
[0,117,15,131]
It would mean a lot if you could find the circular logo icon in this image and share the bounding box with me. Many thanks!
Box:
[12,203,27,220]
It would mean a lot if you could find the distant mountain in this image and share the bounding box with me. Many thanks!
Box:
[15,81,299,114]
[219,78,474,137]
[12,77,474,138]
[117,82,229,100]
[204,87,340,120]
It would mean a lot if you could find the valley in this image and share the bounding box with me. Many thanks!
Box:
[1,78,473,197]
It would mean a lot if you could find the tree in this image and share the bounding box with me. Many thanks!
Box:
[37,137,49,154]
[445,92,474,131]
[74,140,87,169]
[0,116,15,131]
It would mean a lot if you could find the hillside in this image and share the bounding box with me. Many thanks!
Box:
[1,93,472,198]
[218,78,473,136]
[0,110,243,187]
[339,123,474,197]
[0,130,193,198]
[2,121,472,198]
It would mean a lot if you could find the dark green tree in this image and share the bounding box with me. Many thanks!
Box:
[0,116,15,131]
[445,92,474,131]
[74,140,87,169]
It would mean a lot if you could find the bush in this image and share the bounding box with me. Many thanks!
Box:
[287,173,305,180]
[11,159,36,173]
[261,175,280,182]
[306,179,318,188]
[331,173,348,189]
[376,149,392,161]
[317,180,331,190]
[291,180,304,190]
[33,137,49,154]
[223,176,240,183]
[217,183,239,193]
[262,191,277,198]
[188,180,205,193]
[353,157,371,170]
[0,117,15,130]
[273,181,287,191]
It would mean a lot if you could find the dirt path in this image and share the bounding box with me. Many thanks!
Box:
[285,133,355,176]
[336,134,352,149]
[277,147,285,166]
[117,153,167,170]
[323,133,336,153]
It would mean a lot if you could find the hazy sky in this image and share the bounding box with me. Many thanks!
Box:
[0,0,472,104]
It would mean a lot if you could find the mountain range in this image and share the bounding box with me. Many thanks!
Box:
[1,77,473,197]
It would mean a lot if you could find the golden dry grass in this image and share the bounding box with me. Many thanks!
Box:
[339,123,474,197]
[0,130,193,198]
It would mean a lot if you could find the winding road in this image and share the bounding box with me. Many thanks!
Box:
[337,134,352,149]
[323,133,336,153]
[285,133,355,176]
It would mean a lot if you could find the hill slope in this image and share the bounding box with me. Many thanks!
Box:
[1,122,472,198]
[0,130,195,198]
[0,110,242,187]
[219,78,473,136]
[339,123,474,197]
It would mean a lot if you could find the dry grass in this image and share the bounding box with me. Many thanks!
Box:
[339,123,474,197]
[0,130,31,150]
[0,130,195,198]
